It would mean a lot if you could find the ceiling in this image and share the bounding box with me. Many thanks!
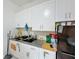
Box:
[10,0,40,6]
[9,0,49,12]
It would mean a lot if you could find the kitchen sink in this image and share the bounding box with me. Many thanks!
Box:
[14,35,37,43]
[23,38,36,43]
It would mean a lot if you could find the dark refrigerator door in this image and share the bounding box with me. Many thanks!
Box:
[57,41,75,55]
[57,52,75,59]
[57,26,75,55]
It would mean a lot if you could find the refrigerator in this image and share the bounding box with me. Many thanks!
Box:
[55,21,75,59]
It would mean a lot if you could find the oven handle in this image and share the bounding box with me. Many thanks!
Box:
[58,51,75,57]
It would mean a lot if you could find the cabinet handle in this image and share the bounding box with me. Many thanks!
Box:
[17,43,20,52]
[44,51,49,59]
[69,12,71,19]
[26,52,30,58]
[59,51,75,57]
[42,25,43,31]
[44,52,45,59]
[44,51,49,54]
[40,25,41,30]
[65,13,67,19]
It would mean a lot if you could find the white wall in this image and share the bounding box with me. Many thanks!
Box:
[3,0,17,56]
[15,9,32,27]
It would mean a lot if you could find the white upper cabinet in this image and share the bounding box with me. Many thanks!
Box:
[56,0,75,21]
[15,0,56,31]
[15,0,75,31]
[31,0,55,31]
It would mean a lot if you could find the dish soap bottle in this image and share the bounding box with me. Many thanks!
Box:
[50,34,58,48]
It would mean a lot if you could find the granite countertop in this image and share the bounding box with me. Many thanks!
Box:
[11,38,57,52]
[11,38,45,48]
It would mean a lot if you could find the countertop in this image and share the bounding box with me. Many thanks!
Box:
[11,38,45,48]
[11,38,57,52]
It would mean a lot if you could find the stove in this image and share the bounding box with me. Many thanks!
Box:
[56,25,75,59]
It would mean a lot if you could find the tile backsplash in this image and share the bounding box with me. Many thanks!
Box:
[12,27,55,41]
[32,31,55,41]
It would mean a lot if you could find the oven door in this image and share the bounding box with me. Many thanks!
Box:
[57,26,75,55]
[57,40,75,55]
[57,51,75,59]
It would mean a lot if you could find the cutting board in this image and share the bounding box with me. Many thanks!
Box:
[42,43,57,51]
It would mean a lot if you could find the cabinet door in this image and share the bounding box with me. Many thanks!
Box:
[31,0,55,31]
[9,40,17,57]
[65,0,75,20]
[42,1,55,31]
[18,43,30,59]
[9,40,20,58]
[56,0,66,21]
[39,49,56,59]
[42,19,55,31]
[56,0,75,21]
[38,48,44,59]
[19,44,39,59]
[29,46,39,59]
[31,5,43,31]
[44,51,56,59]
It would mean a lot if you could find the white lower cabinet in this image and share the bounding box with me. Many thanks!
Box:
[28,47,39,59]
[19,43,39,59]
[9,40,21,58]
[9,40,56,59]
[18,44,29,59]
[39,49,56,59]
[44,51,56,59]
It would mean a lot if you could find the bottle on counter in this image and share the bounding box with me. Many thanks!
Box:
[50,33,58,48]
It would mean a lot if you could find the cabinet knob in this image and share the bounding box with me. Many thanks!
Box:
[44,51,49,59]
[17,43,20,52]
[26,52,30,58]
[65,13,67,19]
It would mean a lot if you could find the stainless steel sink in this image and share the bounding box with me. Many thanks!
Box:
[23,38,36,43]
